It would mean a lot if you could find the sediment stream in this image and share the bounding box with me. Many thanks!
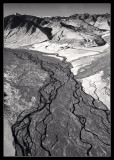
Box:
[4,48,110,157]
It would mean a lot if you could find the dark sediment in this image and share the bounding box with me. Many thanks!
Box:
[4,48,110,157]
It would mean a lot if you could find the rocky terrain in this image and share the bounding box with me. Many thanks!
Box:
[4,13,110,48]
[4,13,110,157]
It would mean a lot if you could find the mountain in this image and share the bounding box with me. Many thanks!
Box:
[4,13,110,157]
[4,13,110,48]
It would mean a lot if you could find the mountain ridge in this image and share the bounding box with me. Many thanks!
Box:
[4,13,110,48]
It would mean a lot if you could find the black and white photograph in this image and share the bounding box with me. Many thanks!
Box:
[3,3,111,157]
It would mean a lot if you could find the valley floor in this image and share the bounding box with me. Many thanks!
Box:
[26,36,110,109]
[4,48,110,157]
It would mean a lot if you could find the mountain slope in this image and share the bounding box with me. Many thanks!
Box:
[4,13,110,48]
